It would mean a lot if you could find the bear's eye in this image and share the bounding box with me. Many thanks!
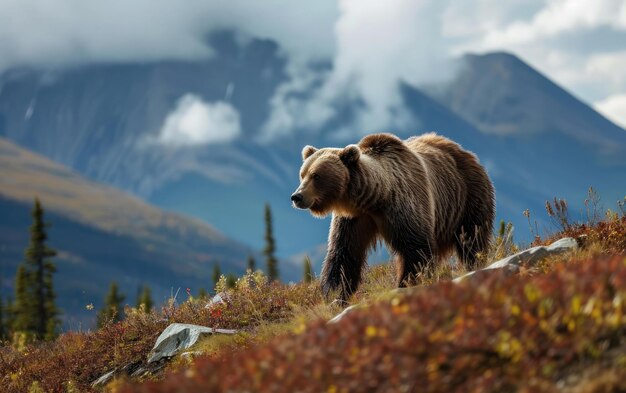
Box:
[312,173,321,180]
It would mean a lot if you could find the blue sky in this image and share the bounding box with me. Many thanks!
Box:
[1,0,625,128]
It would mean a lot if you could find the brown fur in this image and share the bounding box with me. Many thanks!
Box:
[293,133,495,302]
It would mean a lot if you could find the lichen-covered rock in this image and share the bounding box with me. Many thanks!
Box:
[454,237,578,283]
[148,323,236,364]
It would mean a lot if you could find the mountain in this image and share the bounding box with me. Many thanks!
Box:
[0,32,624,269]
[428,52,626,215]
[0,138,272,327]
[438,52,626,150]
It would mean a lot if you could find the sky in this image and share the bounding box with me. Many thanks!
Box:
[1,0,625,130]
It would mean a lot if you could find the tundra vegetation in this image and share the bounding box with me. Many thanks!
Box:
[0,189,625,392]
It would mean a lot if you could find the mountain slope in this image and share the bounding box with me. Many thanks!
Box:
[436,52,626,159]
[0,138,261,327]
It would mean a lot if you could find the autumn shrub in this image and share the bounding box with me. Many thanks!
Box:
[0,270,322,392]
[124,254,626,393]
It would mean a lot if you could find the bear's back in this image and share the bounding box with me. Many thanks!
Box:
[405,133,470,244]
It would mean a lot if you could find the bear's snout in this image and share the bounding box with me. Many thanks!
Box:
[291,193,303,203]
[291,192,306,209]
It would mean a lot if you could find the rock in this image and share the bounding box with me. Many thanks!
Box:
[328,304,361,324]
[148,323,237,364]
[454,237,578,283]
[91,370,116,388]
[204,292,229,308]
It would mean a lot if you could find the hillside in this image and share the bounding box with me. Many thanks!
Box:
[1,198,624,392]
[0,138,265,326]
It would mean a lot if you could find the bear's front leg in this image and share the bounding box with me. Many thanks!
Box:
[321,215,378,303]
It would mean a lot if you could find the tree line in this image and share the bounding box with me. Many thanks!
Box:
[0,200,315,342]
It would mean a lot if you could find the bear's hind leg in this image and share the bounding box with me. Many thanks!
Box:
[386,222,434,287]
[395,246,434,288]
[455,221,491,271]
[321,215,378,303]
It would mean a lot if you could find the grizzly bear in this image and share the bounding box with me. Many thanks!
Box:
[291,133,495,302]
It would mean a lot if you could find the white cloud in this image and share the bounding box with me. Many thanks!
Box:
[595,94,626,128]
[2,0,626,138]
[0,0,336,71]
[157,95,241,147]
[262,0,454,139]
[477,0,626,48]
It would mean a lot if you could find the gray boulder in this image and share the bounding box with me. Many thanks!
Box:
[327,304,361,324]
[91,370,116,388]
[148,323,237,364]
[454,237,578,283]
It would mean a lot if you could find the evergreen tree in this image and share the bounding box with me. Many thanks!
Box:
[12,265,28,335]
[12,199,59,341]
[212,264,221,291]
[197,288,208,300]
[225,274,237,289]
[0,294,5,341]
[303,256,314,283]
[263,203,279,281]
[97,282,126,328]
[247,255,256,272]
[136,285,153,313]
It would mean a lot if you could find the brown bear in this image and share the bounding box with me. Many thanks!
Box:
[291,132,495,302]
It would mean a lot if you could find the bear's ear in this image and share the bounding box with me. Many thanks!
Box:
[339,144,360,165]
[302,145,318,161]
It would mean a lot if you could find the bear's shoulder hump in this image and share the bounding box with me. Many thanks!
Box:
[358,133,404,155]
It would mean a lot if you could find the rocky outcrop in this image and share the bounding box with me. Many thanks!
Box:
[92,323,237,388]
[148,323,237,364]
[328,238,579,323]
[453,237,578,283]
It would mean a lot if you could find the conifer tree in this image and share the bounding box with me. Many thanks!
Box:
[0,294,5,341]
[263,203,279,281]
[212,264,221,291]
[303,256,314,283]
[97,282,125,328]
[225,274,237,289]
[136,285,153,313]
[12,199,59,341]
[247,255,256,272]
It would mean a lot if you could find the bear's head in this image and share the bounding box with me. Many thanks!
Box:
[291,144,360,217]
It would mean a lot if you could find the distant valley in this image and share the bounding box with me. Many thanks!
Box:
[0,138,302,327]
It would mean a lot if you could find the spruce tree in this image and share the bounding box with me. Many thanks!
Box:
[0,294,5,341]
[303,256,314,283]
[12,199,59,341]
[263,203,279,281]
[212,264,221,292]
[136,285,153,313]
[97,282,125,328]
[247,255,256,272]
[12,265,28,333]
[225,274,237,289]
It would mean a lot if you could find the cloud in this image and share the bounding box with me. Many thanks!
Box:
[157,95,241,147]
[262,0,455,140]
[478,0,626,48]
[2,0,625,138]
[0,0,336,71]
[595,94,626,129]
[449,0,626,104]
